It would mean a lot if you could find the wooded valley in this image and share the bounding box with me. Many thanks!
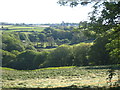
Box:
[0,0,120,89]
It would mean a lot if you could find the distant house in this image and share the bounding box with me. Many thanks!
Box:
[22,40,26,43]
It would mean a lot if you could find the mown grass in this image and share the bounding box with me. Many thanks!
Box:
[2,65,120,88]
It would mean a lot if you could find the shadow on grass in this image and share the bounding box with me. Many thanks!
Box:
[84,65,120,70]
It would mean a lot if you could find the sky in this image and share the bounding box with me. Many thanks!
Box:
[0,0,93,24]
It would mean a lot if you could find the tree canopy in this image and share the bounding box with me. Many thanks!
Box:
[58,0,120,64]
[1,0,120,70]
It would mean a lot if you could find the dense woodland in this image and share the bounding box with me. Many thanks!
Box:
[1,1,120,70]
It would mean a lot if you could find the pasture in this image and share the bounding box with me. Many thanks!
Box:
[0,25,45,32]
[1,65,120,89]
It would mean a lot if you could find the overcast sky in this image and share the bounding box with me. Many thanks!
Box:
[0,0,93,24]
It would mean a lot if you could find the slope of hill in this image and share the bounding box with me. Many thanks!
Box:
[2,65,120,89]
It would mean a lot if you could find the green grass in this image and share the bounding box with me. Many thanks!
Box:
[0,25,13,28]
[1,67,16,70]
[8,26,34,29]
[2,65,120,88]
[1,25,45,32]
[34,66,76,71]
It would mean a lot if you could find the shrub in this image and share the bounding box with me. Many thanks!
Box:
[12,50,38,70]
[72,43,92,66]
[34,51,49,68]
[42,45,72,67]
[2,50,16,67]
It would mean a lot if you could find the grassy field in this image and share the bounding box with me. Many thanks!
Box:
[0,25,45,32]
[1,65,120,89]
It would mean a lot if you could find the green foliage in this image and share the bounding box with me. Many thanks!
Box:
[2,50,16,66]
[2,32,25,52]
[44,27,54,32]
[71,31,88,44]
[19,33,26,40]
[2,32,37,52]
[34,51,49,68]
[72,43,92,66]
[42,43,92,67]
[28,33,39,42]
[2,1,120,70]
[57,0,90,7]
[43,44,72,67]
[88,2,120,65]
[65,1,120,65]
[11,50,21,55]
[12,50,38,70]
[88,2,120,34]
[26,44,36,50]
[89,35,110,65]
[38,33,46,42]
[105,28,120,64]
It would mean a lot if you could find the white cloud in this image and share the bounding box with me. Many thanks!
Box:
[0,0,93,24]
